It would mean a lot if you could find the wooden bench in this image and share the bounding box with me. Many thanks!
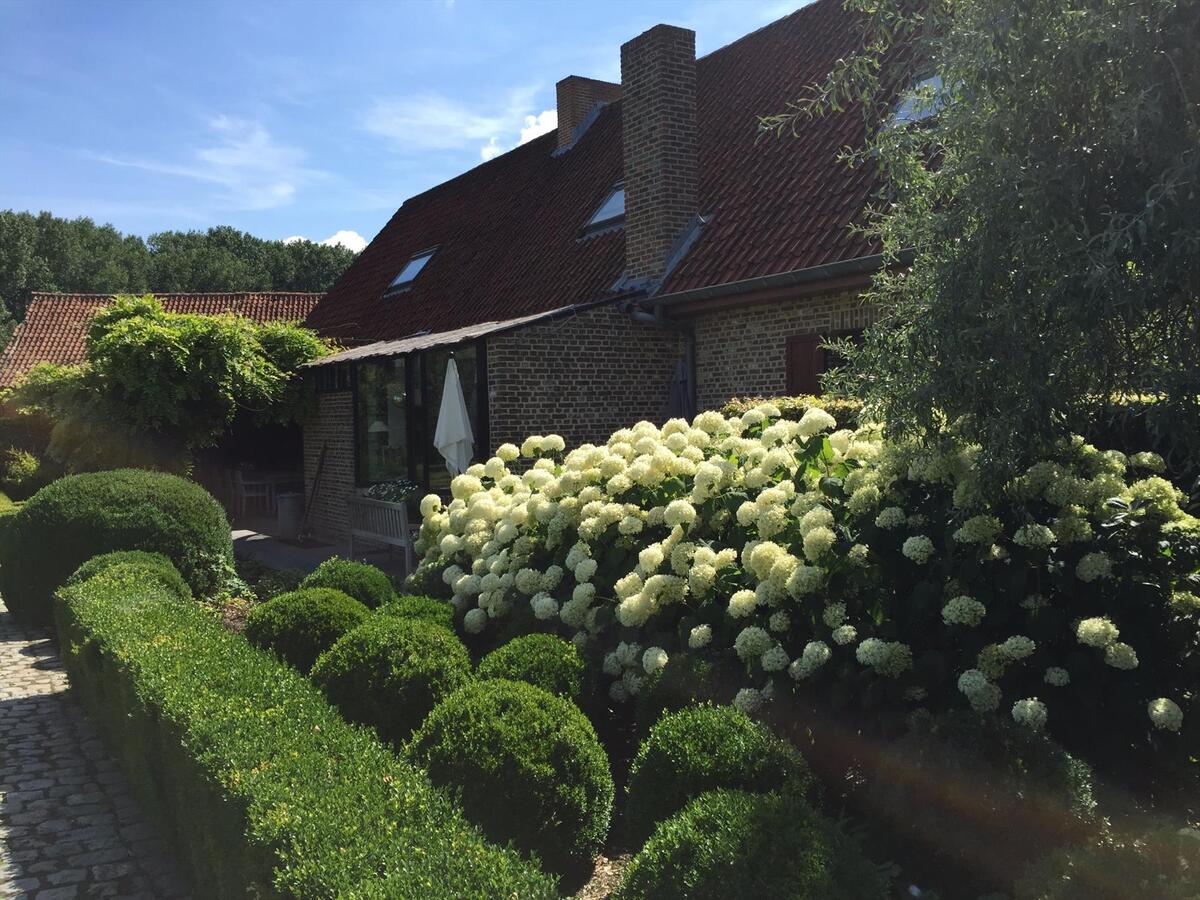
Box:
[346,495,415,575]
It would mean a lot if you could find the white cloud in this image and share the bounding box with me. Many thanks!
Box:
[364,93,508,151]
[89,116,325,211]
[321,229,367,252]
[282,230,368,253]
[365,88,555,164]
[519,109,557,145]
[480,137,504,162]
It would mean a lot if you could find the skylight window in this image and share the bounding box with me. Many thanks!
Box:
[893,74,944,125]
[384,248,437,295]
[582,185,625,235]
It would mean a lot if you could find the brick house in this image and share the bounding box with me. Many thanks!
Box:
[301,0,898,543]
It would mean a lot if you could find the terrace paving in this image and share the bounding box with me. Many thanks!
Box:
[0,600,189,899]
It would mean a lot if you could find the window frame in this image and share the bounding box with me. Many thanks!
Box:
[892,73,944,126]
[581,184,625,237]
[351,340,489,496]
[383,247,438,297]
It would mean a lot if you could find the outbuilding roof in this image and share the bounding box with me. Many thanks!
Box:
[304,0,889,345]
[0,291,321,388]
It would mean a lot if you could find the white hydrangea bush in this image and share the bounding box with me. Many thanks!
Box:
[409,402,1200,751]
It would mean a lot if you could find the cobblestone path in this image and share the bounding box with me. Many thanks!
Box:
[0,600,189,899]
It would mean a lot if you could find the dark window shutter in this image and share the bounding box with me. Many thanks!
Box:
[785,334,826,395]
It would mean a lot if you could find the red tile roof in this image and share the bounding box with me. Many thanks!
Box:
[306,0,890,344]
[0,292,321,388]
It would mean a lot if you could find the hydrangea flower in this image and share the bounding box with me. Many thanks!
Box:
[822,603,847,628]
[856,638,913,678]
[1076,551,1113,582]
[728,589,758,618]
[1076,616,1119,648]
[414,402,1196,729]
[1044,667,1070,687]
[942,595,987,627]
[797,406,837,439]
[761,645,790,672]
[1012,698,1048,730]
[802,525,836,562]
[1104,641,1139,670]
[901,535,935,564]
[734,626,773,660]
[831,624,858,645]
[958,668,1002,712]
[615,641,642,668]
[788,640,832,680]
[642,646,669,675]
[953,514,1002,545]
[664,499,697,530]
[1013,524,1055,549]
[1129,451,1165,472]
[1171,591,1200,615]
[733,687,763,713]
[1148,697,1183,732]
[463,608,488,634]
[1000,635,1036,660]
[531,593,559,620]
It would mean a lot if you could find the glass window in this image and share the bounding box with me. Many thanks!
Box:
[384,248,437,295]
[424,345,479,495]
[583,186,625,234]
[354,344,482,495]
[355,358,409,484]
[893,74,944,125]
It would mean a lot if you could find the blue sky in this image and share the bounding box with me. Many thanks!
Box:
[0,0,808,252]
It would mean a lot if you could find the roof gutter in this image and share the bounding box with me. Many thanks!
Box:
[646,250,911,309]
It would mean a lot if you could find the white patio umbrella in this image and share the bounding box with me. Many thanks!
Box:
[433,357,474,476]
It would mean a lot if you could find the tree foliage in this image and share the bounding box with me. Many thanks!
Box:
[7,294,332,471]
[765,0,1200,480]
[0,210,356,324]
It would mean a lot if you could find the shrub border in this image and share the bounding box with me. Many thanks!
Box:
[55,566,555,899]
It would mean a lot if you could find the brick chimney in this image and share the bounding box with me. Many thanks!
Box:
[620,24,697,285]
[556,75,622,150]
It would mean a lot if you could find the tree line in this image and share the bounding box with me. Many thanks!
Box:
[0,210,358,345]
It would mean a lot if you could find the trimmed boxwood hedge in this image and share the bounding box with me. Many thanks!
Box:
[244,588,370,673]
[615,788,889,900]
[300,556,395,609]
[477,633,586,701]
[66,551,192,601]
[310,616,472,745]
[0,469,232,624]
[55,564,555,899]
[625,703,813,846]
[408,679,614,877]
[376,593,456,630]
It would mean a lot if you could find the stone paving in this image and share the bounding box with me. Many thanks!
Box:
[0,600,189,899]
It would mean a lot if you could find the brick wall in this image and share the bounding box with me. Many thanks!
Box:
[486,303,684,451]
[556,76,621,149]
[689,290,874,410]
[621,24,697,283]
[302,391,355,545]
